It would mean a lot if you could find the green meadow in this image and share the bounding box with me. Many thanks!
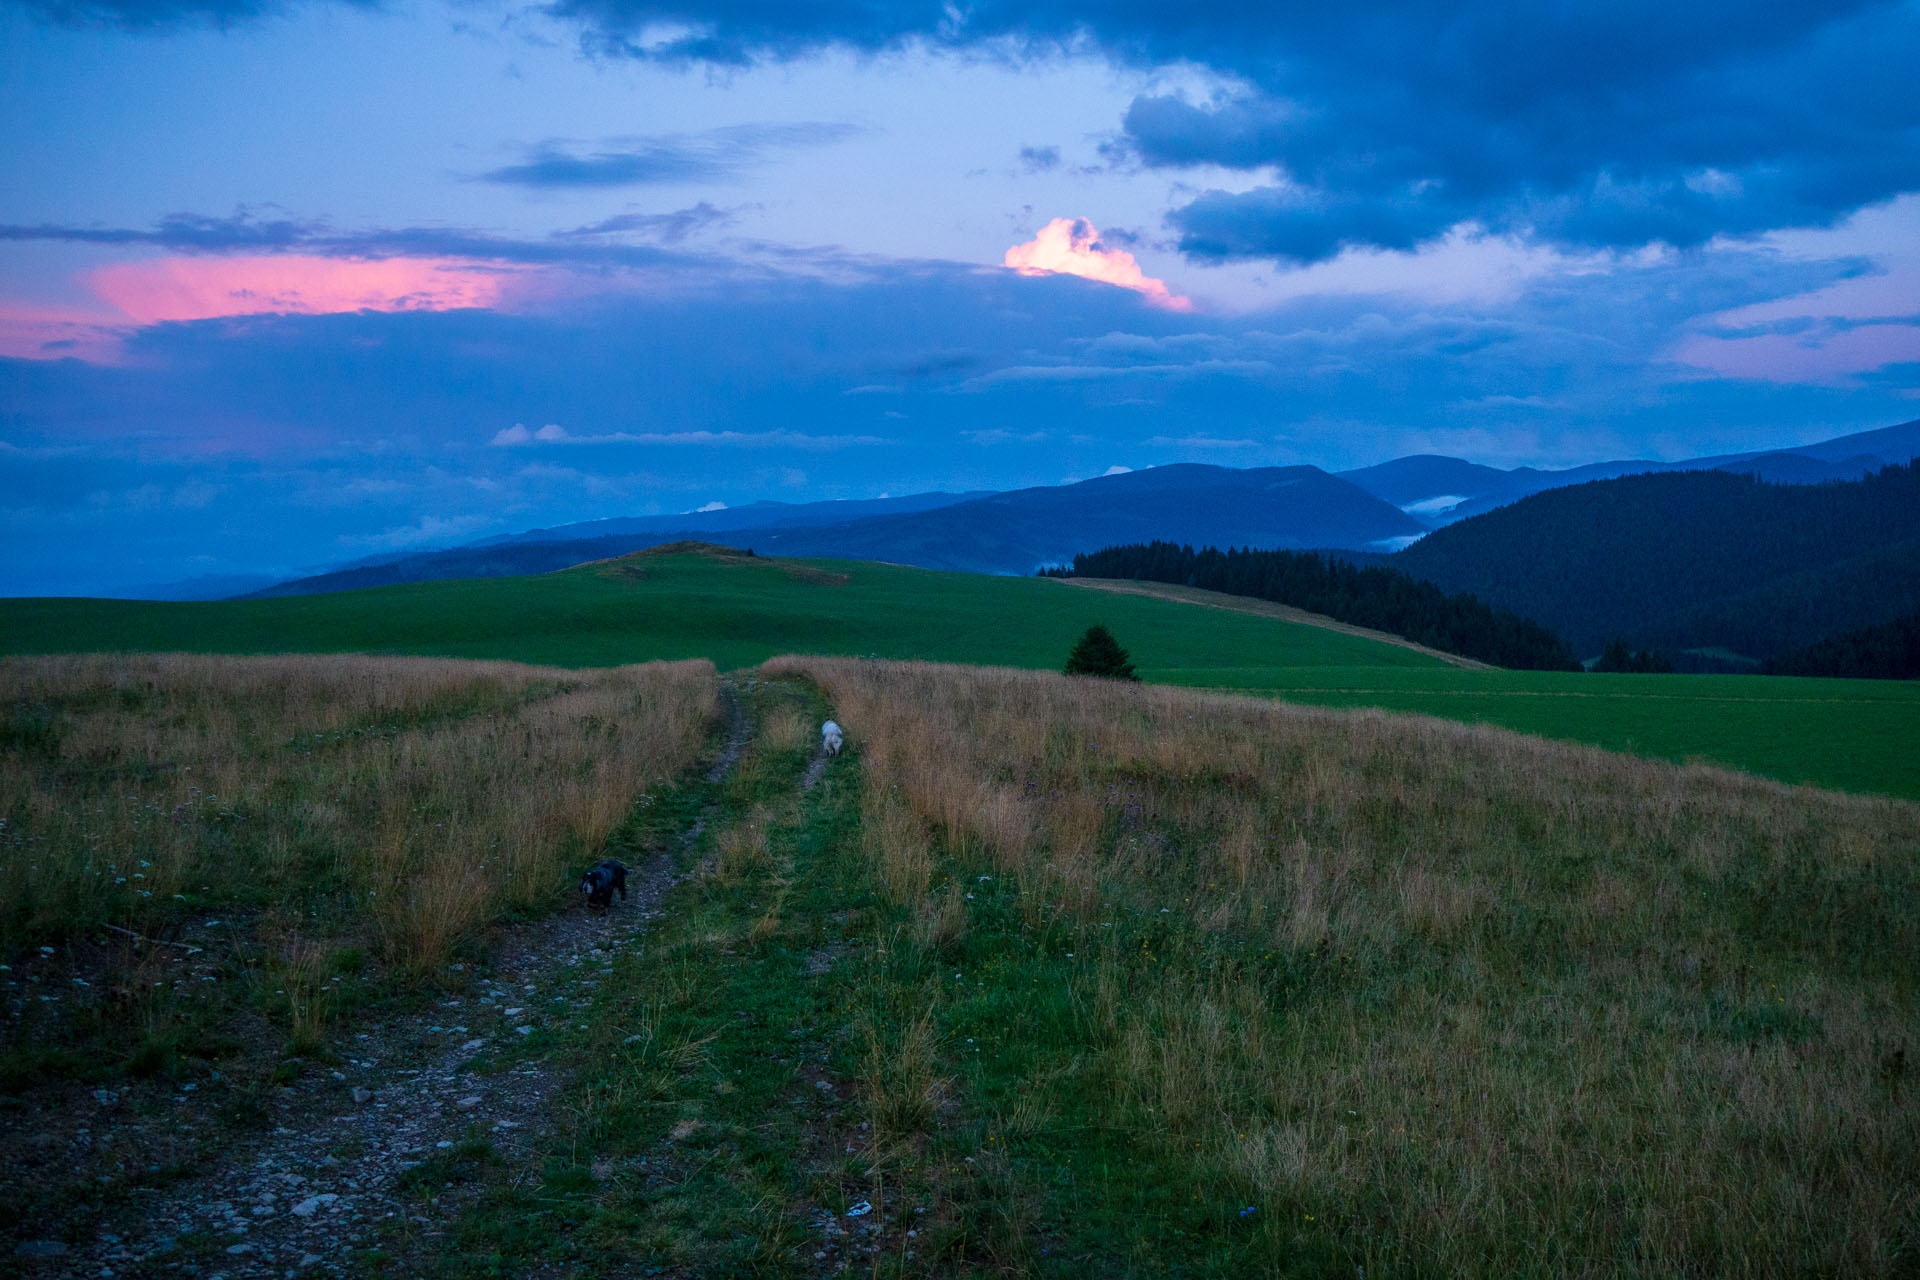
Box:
[1179,666,1920,800]
[4,546,1914,799]
[0,547,1433,676]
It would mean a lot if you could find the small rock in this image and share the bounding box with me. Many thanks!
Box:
[351,1087,372,1105]
[291,1197,321,1217]
[455,1096,482,1110]
[225,1243,252,1255]
[516,1026,533,1036]
[503,1007,524,1017]
[298,1254,321,1269]
[460,1039,484,1052]
[15,1241,68,1257]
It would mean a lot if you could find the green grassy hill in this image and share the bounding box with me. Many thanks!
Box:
[5,545,1915,799]
[1183,665,1919,800]
[0,545,1439,676]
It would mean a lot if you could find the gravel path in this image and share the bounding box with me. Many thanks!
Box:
[25,686,756,1280]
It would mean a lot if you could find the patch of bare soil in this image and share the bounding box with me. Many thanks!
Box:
[593,543,849,587]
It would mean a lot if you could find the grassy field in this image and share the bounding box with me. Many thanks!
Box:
[3,545,1915,799]
[776,659,1920,1276]
[0,653,722,1257]
[3,649,1916,1274]
[0,653,716,1073]
[0,545,1435,675]
[0,653,717,958]
[1184,666,1920,799]
[416,661,1920,1277]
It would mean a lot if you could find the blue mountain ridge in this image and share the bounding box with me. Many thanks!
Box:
[235,417,1920,600]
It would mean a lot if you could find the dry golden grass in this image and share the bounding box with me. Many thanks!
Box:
[756,702,816,757]
[860,1002,947,1146]
[1,653,720,977]
[861,783,933,905]
[714,806,773,885]
[767,655,1920,1277]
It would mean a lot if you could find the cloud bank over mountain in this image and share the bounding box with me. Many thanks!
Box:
[1,0,1916,594]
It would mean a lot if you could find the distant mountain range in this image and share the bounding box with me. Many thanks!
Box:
[475,489,995,546]
[1338,418,1920,527]
[247,465,1425,597]
[240,417,1920,600]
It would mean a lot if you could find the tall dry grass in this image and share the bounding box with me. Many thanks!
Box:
[768,655,1920,1276]
[1,653,719,976]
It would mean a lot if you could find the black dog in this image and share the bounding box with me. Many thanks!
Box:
[580,859,628,909]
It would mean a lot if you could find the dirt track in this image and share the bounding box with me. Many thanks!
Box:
[19,687,759,1279]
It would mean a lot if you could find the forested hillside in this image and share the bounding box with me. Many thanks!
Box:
[1062,542,1580,669]
[1389,463,1920,659]
[1764,613,1920,679]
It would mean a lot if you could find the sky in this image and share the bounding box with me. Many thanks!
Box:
[2,0,1917,595]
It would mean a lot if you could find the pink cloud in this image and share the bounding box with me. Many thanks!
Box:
[1004,218,1192,311]
[89,255,520,324]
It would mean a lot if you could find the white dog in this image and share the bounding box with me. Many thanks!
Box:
[821,720,844,756]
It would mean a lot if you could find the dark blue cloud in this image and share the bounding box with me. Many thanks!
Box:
[536,0,1920,260]
[0,211,324,250]
[557,202,740,242]
[0,210,778,270]
[478,123,863,188]
[1117,2,1920,260]
[14,0,1911,258]
[1018,145,1060,173]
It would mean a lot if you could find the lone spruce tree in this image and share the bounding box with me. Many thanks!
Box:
[1064,624,1139,681]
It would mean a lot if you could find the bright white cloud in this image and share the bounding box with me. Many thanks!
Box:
[1005,218,1192,311]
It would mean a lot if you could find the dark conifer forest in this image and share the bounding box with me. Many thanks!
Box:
[1763,613,1920,679]
[1057,543,1580,670]
[1389,463,1920,659]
